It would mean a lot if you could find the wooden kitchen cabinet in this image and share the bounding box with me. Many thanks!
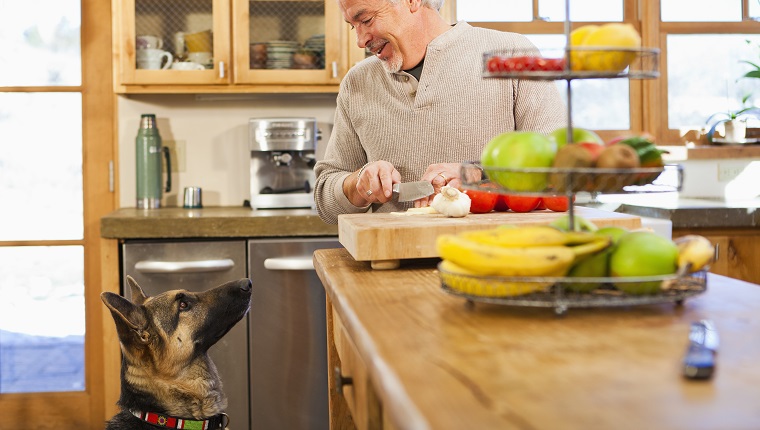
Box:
[113,0,351,93]
[673,227,760,285]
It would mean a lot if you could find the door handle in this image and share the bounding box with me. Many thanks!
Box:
[263,257,314,271]
[135,258,235,273]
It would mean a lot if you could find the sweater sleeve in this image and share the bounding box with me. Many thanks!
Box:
[313,72,372,225]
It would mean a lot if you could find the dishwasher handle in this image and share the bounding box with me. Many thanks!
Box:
[263,257,315,271]
[135,258,235,274]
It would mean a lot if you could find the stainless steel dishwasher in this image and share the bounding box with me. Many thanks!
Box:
[122,240,250,430]
[248,237,341,430]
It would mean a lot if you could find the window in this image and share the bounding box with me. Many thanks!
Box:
[0,0,85,395]
[453,0,760,144]
[1,0,114,426]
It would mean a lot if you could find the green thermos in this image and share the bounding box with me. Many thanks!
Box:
[135,114,171,209]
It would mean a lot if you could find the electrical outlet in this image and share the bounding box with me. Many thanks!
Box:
[163,140,186,173]
[717,163,744,182]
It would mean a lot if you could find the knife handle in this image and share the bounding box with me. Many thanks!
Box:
[682,344,715,380]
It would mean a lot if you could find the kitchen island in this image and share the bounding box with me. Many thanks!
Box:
[315,247,760,430]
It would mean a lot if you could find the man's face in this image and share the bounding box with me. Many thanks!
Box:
[339,0,420,72]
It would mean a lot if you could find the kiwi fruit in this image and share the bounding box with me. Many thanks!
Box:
[549,144,596,192]
[592,143,641,191]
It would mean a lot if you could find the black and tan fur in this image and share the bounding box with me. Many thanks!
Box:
[101,276,252,430]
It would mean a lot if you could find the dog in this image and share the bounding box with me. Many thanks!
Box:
[101,275,252,430]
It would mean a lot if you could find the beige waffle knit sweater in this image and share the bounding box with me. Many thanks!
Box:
[314,21,567,224]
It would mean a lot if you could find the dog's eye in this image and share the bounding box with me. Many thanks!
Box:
[178,300,189,311]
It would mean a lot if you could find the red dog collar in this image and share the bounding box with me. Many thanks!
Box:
[131,410,228,429]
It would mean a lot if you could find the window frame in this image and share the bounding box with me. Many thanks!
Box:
[0,0,116,426]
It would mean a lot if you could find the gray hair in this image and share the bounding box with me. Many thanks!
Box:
[388,0,444,11]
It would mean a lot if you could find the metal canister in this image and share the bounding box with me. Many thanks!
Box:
[135,114,171,209]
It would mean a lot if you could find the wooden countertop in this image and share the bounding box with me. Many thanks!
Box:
[315,248,760,430]
[100,207,338,239]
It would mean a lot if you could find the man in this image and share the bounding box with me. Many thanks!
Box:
[314,0,566,224]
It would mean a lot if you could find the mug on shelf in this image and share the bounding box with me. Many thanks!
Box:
[186,51,212,67]
[136,35,163,50]
[184,30,212,53]
[170,61,206,71]
[136,48,173,70]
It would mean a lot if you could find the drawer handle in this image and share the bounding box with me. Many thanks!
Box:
[135,259,235,274]
[334,366,353,393]
[263,257,314,271]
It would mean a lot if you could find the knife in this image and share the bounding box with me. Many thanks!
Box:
[392,181,435,202]
[682,319,719,380]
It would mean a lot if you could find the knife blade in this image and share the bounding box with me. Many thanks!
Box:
[392,181,435,202]
[682,319,719,380]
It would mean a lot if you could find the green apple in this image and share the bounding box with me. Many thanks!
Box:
[481,131,557,192]
[610,231,679,294]
[595,226,629,243]
[566,248,611,293]
[550,127,605,149]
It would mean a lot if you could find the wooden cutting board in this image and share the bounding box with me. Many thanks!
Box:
[338,207,641,269]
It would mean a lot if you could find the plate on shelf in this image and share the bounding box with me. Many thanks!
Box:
[711,137,760,145]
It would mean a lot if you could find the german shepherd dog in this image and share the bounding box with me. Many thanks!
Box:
[101,275,252,430]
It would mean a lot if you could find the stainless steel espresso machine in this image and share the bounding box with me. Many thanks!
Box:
[249,117,319,210]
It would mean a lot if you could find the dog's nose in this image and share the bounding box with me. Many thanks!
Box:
[241,278,252,292]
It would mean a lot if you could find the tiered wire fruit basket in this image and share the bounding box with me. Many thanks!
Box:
[437,3,708,315]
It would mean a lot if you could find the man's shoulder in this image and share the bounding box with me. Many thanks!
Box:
[342,56,386,86]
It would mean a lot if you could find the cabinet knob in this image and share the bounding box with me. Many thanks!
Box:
[334,366,353,392]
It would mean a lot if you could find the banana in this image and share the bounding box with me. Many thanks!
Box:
[439,260,553,297]
[674,235,715,273]
[460,225,602,247]
[436,234,577,277]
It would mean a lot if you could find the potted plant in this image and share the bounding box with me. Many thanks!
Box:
[705,93,760,143]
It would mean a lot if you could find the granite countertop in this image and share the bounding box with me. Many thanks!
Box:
[581,193,760,229]
[100,207,338,239]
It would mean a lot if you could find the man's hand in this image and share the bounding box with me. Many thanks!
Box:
[344,160,401,207]
[414,163,462,207]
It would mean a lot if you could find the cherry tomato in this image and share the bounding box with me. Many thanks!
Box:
[486,56,505,73]
[494,194,510,212]
[542,195,576,212]
[542,58,566,71]
[506,195,541,213]
[466,189,499,214]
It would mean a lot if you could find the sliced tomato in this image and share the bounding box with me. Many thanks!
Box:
[542,195,575,212]
[466,188,499,214]
[506,195,541,213]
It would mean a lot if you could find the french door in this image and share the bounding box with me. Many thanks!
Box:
[0,0,115,427]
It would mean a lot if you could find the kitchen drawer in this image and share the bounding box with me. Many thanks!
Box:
[332,307,382,430]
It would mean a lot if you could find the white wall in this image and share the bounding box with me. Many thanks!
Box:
[117,93,337,208]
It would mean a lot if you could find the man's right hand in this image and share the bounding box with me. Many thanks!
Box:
[344,160,401,207]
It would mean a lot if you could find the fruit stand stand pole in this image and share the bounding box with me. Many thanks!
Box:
[563,0,576,230]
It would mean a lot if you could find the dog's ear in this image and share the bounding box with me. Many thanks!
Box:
[126,275,149,305]
[101,291,150,343]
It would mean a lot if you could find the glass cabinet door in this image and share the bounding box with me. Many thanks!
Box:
[117,0,230,85]
[232,0,346,85]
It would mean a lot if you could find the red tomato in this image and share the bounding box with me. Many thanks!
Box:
[466,189,498,214]
[506,195,541,213]
[494,194,510,212]
[542,195,576,212]
[542,57,567,71]
[486,56,505,73]
[535,199,547,210]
